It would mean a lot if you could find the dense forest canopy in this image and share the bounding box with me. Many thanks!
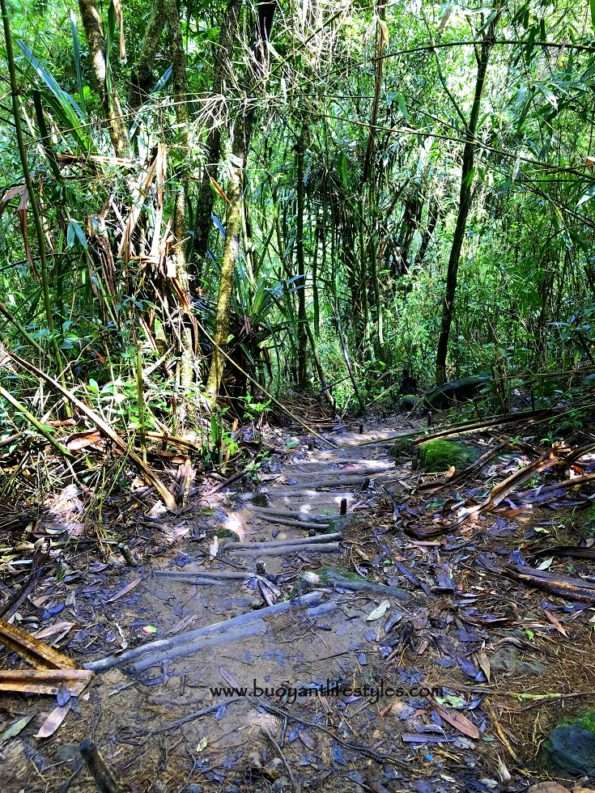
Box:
[0,0,594,456]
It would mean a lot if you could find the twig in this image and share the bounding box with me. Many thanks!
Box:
[149,698,242,735]
[263,727,300,793]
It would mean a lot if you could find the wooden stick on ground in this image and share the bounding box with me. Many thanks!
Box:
[227,542,340,556]
[223,533,341,550]
[79,739,122,793]
[85,591,322,672]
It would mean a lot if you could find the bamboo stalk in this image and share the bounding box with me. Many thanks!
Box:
[0,384,73,459]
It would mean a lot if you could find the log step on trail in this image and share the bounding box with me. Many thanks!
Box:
[248,506,332,523]
[85,592,323,673]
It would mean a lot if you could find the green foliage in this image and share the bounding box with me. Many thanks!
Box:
[0,0,593,453]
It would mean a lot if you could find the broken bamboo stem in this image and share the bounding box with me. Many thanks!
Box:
[131,620,267,672]
[256,515,332,530]
[227,542,340,555]
[85,591,322,672]
[249,506,330,523]
[79,739,122,793]
[223,533,341,551]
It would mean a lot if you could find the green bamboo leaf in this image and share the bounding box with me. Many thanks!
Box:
[17,40,91,151]
[69,11,84,110]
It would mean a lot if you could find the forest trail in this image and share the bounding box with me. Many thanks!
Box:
[85,416,421,788]
[3,411,595,792]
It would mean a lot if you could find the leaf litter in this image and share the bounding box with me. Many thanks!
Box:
[0,406,594,791]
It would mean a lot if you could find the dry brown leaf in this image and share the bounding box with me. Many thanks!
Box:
[65,429,103,450]
[435,704,480,739]
[33,621,75,642]
[476,649,491,682]
[106,577,141,603]
[35,703,71,739]
[544,609,568,637]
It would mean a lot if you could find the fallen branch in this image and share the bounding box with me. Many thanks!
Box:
[85,591,322,672]
[223,533,341,550]
[253,515,332,530]
[226,542,340,556]
[417,443,507,492]
[249,506,331,523]
[357,407,556,448]
[505,563,595,602]
[131,620,267,672]
[151,575,227,586]
[154,570,257,581]
[0,668,92,695]
[455,449,562,523]
[268,473,394,494]
[532,545,595,561]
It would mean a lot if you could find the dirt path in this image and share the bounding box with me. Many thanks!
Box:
[2,414,594,792]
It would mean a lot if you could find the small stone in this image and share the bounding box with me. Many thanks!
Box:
[547,724,595,776]
[527,784,570,793]
[302,571,320,586]
[490,646,545,676]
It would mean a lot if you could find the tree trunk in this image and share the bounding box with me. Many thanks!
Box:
[129,0,166,108]
[205,1,276,401]
[164,0,195,406]
[78,0,127,157]
[296,125,307,387]
[362,0,387,183]
[415,197,440,267]
[435,15,498,385]
[205,117,252,400]
[192,0,242,272]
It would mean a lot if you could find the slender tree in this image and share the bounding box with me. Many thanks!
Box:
[435,10,500,384]
[78,0,128,157]
[206,0,277,400]
[295,125,308,387]
[192,0,242,272]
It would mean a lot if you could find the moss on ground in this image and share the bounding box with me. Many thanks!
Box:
[416,439,479,472]
[562,709,595,734]
[544,709,595,775]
